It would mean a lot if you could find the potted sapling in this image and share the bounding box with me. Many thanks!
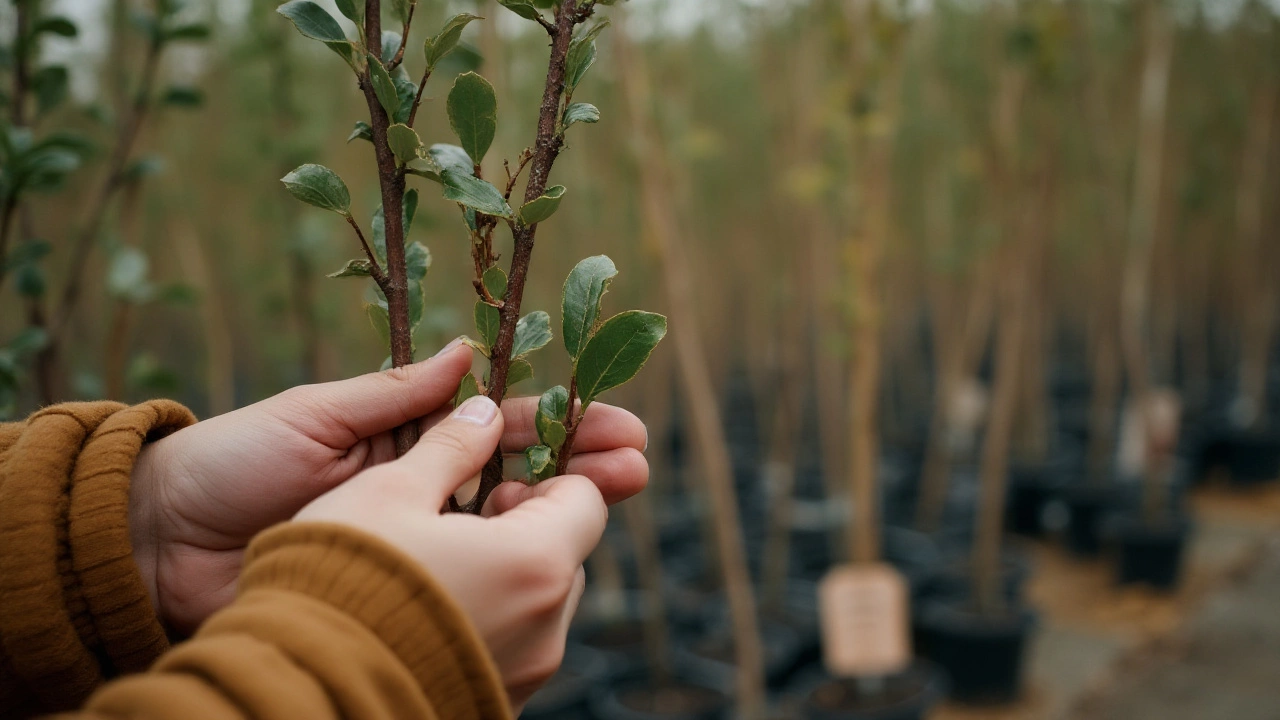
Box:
[1112,0,1190,591]
[914,33,1039,705]
[803,7,944,719]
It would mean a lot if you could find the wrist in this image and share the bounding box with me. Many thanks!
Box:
[129,439,164,620]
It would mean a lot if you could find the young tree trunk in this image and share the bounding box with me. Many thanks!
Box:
[174,220,236,416]
[1122,1,1175,525]
[971,63,1027,618]
[1235,73,1277,429]
[614,22,766,719]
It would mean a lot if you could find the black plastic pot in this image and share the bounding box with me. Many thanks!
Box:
[521,644,612,720]
[800,662,948,720]
[1005,463,1067,537]
[1064,486,1109,558]
[588,678,731,720]
[1224,431,1280,485]
[1114,516,1191,590]
[914,601,1036,704]
[678,619,807,691]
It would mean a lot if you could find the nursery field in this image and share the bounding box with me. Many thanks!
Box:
[4,0,1280,718]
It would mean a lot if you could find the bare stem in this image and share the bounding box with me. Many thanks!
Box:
[555,377,581,476]
[364,0,420,456]
[345,214,388,287]
[463,0,588,515]
[386,2,416,71]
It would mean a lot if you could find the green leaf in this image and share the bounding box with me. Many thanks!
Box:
[121,155,164,184]
[507,358,534,387]
[566,21,609,91]
[392,75,417,124]
[482,265,507,300]
[518,185,566,226]
[164,23,211,41]
[161,86,203,108]
[454,372,483,407]
[447,72,497,165]
[334,0,362,23]
[406,240,432,280]
[441,170,512,218]
[474,300,500,349]
[525,444,554,480]
[403,188,420,234]
[424,14,481,70]
[7,327,49,358]
[107,247,153,303]
[428,144,474,175]
[371,191,419,265]
[366,304,391,349]
[348,120,373,143]
[498,0,543,21]
[328,258,372,278]
[562,255,618,361]
[511,311,552,359]
[278,1,348,43]
[32,17,77,38]
[540,419,567,452]
[564,102,600,128]
[282,164,351,215]
[536,385,570,436]
[380,356,395,372]
[32,67,68,114]
[380,31,403,65]
[387,123,422,164]
[574,311,667,405]
[368,56,401,120]
[405,157,441,181]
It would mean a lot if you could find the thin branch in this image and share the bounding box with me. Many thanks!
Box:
[504,149,534,200]
[386,2,417,72]
[1,3,32,297]
[555,377,582,476]
[406,67,433,129]
[464,0,592,515]
[346,215,388,286]
[52,34,164,341]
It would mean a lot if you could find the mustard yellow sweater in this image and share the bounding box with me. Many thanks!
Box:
[0,401,511,719]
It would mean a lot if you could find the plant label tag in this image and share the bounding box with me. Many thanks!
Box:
[818,563,911,678]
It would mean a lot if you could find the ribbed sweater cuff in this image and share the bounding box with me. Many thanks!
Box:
[241,523,512,720]
[0,400,195,712]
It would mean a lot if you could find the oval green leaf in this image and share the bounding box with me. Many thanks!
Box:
[447,72,497,165]
[562,255,618,361]
[278,1,348,43]
[441,170,512,218]
[387,123,422,164]
[425,13,482,70]
[574,311,667,405]
[281,164,351,215]
[511,311,553,359]
[518,185,566,226]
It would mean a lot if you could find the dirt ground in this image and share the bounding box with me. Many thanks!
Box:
[934,482,1280,720]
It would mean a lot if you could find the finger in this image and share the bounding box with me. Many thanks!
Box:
[267,339,472,448]
[496,475,607,565]
[388,395,504,508]
[566,448,649,505]
[484,447,648,515]
[498,399,647,455]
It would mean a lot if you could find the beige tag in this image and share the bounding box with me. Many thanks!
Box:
[819,563,911,677]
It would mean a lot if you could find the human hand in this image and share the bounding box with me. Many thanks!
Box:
[129,340,647,633]
[295,394,607,712]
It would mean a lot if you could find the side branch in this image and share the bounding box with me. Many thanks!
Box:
[386,2,417,71]
[346,215,387,286]
[466,0,590,514]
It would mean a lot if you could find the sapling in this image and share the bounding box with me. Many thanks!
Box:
[277,0,664,514]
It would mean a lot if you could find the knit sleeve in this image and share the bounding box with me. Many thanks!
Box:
[66,523,513,720]
[0,401,196,717]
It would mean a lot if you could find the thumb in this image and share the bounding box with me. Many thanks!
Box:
[389,395,505,509]
[496,475,608,565]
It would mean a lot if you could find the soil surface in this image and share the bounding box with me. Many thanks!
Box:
[1066,537,1280,720]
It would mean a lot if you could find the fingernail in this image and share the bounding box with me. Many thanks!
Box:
[432,336,465,359]
[643,427,649,453]
[455,395,498,426]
